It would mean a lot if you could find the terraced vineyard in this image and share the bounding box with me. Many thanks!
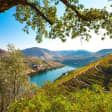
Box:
[55,55,112,91]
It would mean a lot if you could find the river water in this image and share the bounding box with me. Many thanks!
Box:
[30,66,76,86]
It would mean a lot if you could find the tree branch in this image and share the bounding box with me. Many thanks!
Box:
[0,0,18,12]
[0,0,53,25]
[24,2,53,25]
[60,0,90,21]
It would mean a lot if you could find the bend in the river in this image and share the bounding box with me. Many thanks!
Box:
[30,66,76,87]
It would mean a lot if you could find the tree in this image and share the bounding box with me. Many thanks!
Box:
[0,0,112,42]
[0,45,31,112]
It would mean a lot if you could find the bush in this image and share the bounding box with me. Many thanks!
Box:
[8,84,112,112]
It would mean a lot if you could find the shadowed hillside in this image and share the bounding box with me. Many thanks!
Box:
[56,50,92,57]
[22,47,112,67]
[56,49,112,67]
[22,47,62,60]
[55,55,112,91]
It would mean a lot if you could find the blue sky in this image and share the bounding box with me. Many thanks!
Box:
[0,0,112,51]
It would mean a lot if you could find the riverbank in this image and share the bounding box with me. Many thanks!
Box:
[28,64,65,77]
[54,70,74,81]
[24,57,64,77]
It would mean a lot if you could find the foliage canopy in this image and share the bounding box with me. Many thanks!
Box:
[0,0,112,42]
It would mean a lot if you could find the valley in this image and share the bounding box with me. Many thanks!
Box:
[1,47,112,87]
[1,46,112,112]
[18,47,112,89]
[1,47,112,90]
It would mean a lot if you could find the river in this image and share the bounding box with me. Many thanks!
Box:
[30,66,76,86]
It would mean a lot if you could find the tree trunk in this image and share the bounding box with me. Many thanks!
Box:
[0,96,4,112]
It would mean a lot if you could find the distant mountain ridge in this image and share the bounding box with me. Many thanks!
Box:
[95,49,112,56]
[22,47,62,60]
[22,47,112,67]
[56,50,92,57]
[1,47,112,67]
[22,47,93,60]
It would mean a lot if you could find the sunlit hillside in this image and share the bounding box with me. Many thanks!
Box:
[55,55,112,91]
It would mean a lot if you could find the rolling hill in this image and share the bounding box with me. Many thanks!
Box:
[54,54,112,91]
[57,50,92,57]
[22,47,62,60]
[22,47,92,60]
[55,49,112,67]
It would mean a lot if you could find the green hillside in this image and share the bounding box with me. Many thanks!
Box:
[54,54,112,91]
